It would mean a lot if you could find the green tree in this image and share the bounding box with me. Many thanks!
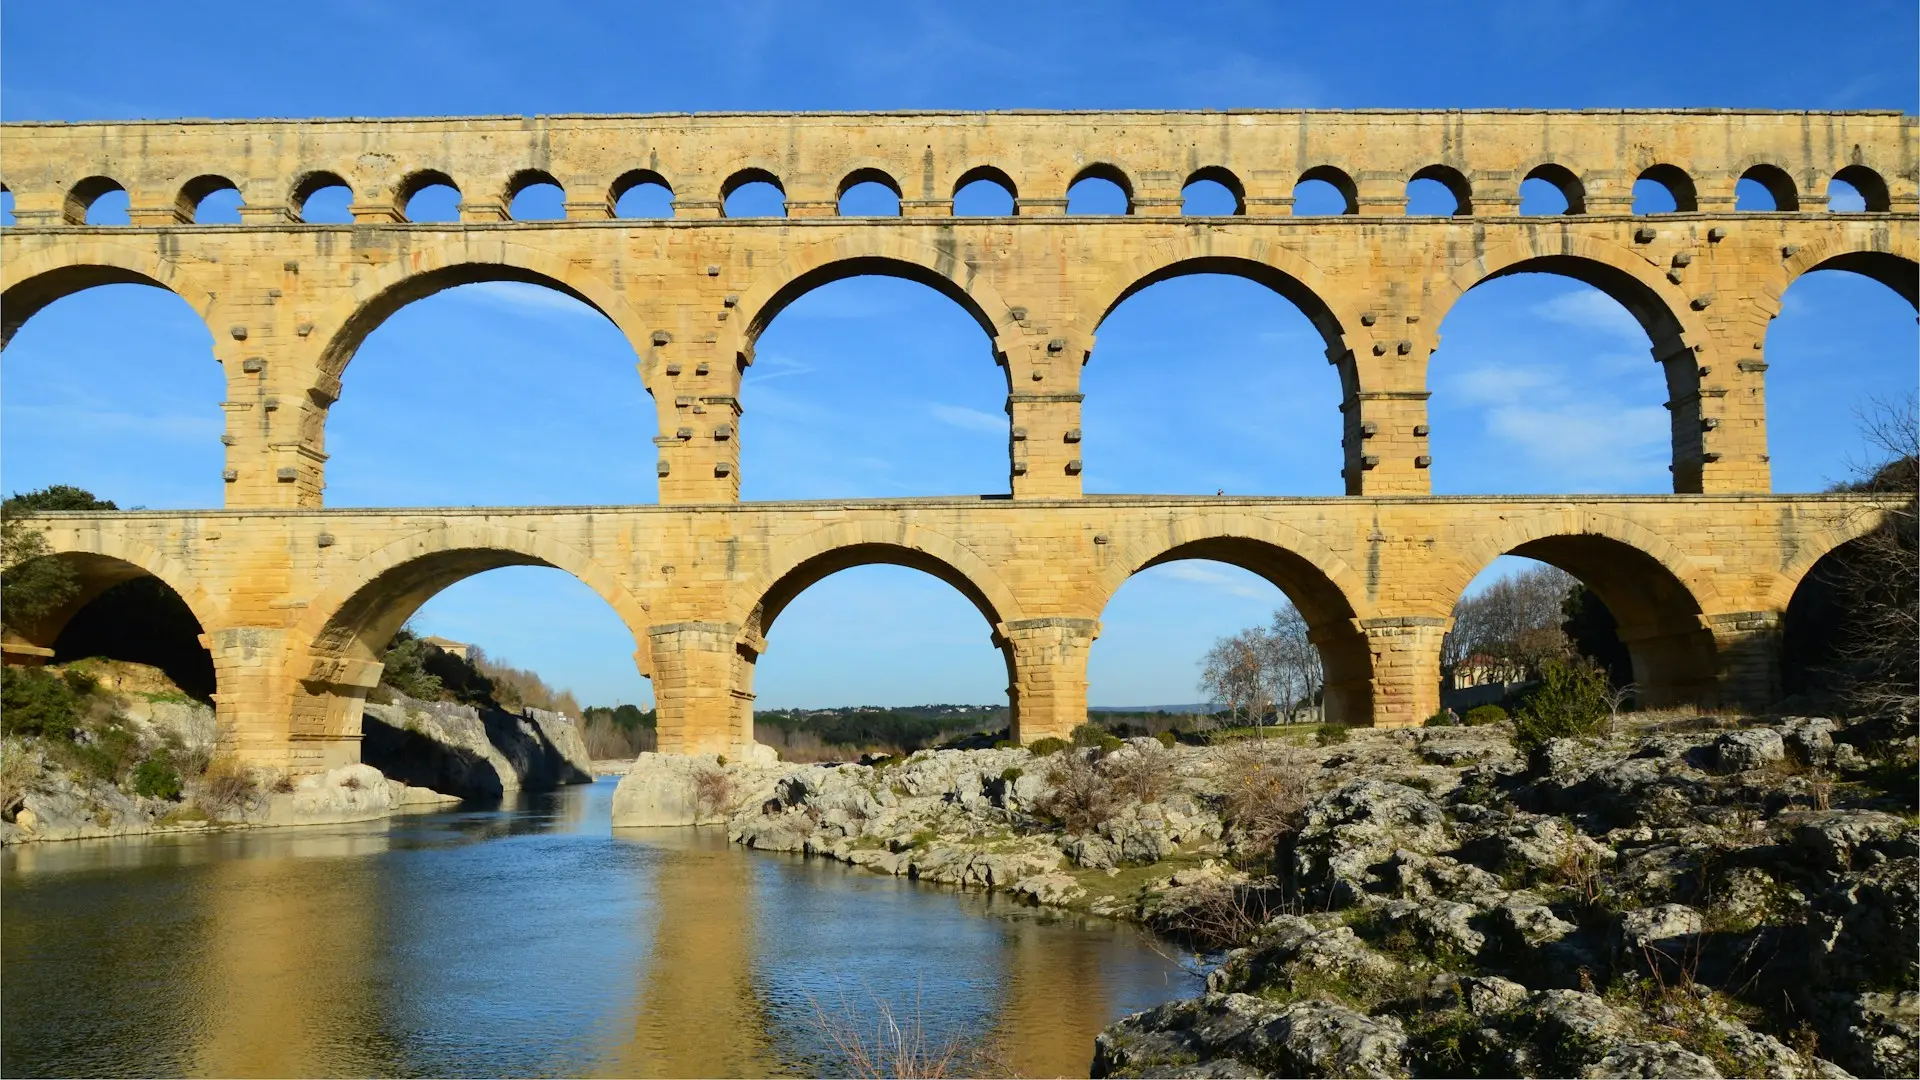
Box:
[1511,658,1611,752]
[0,666,79,738]
[1,486,116,632]
[378,627,444,701]
[1561,584,1633,687]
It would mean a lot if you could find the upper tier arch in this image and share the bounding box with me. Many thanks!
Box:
[0,240,221,348]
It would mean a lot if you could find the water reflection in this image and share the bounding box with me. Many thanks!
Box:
[3,780,1198,1078]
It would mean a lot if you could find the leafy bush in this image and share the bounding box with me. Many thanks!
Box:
[1026,737,1070,757]
[1155,730,1178,748]
[0,666,78,738]
[377,629,443,701]
[999,766,1023,784]
[1070,722,1108,748]
[132,749,183,800]
[1512,659,1611,752]
[57,717,141,785]
[1315,723,1351,746]
[1465,704,1508,726]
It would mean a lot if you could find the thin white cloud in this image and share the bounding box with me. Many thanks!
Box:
[1157,562,1271,599]
[1530,289,1644,341]
[1484,402,1669,488]
[1447,364,1559,407]
[455,281,601,317]
[929,403,1006,434]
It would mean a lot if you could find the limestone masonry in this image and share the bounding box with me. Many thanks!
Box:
[1,110,1912,768]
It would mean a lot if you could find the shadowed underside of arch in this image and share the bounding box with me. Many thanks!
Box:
[1,243,222,349]
[1094,251,1354,358]
[740,248,1008,351]
[749,541,1008,639]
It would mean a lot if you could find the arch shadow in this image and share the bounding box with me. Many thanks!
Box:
[2,242,221,349]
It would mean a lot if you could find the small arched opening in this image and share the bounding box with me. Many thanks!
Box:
[1407,165,1471,216]
[1736,165,1799,211]
[1066,164,1132,215]
[1181,167,1244,216]
[722,169,787,218]
[292,171,354,224]
[1633,164,1697,214]
[177,175,244,224]
[612,169,674,218]
[399,170,462,223]
[3,549,217,705]
[506,169,566,221]
[1293,166,1357,216]
[1828,166,1891,213]
[837,169,902,216]
[1519,164,1585,215]
[65,176,128,225]
[952,166,1017,216]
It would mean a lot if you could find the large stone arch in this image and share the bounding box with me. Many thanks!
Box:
[0,239,225,349]
[1432,232,1706,349]
[729,519,1025,642]
[311,235,656,385]
[286,521,649,749]
[1077,233,1362,356]
[727,234,1021,362]
[1439,508,1724,706]
[14,527,223,648]
[1775,233,1919,310]
[1094,512,1376,724]
[1764,506,1894,612]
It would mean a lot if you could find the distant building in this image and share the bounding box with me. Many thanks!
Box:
[422,636,470,660]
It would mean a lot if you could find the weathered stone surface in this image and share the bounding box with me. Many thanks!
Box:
[362,698,593,797]
[1092,993,1409,1078]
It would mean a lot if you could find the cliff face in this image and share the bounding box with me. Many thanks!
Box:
[361,697,593,798]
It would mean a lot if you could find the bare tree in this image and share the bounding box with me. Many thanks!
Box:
[1824,391,1918,715]
[1199,628,1274,727]
[1441,564,1578,687]
[1268,603,1323,723]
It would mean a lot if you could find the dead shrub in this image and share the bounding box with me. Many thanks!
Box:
[693,767,734,817]
[1157,878,1291,950]
[1216,739,1309,857]
[194,756,260,819]
[806,987,1003,1079]
[1103,741,1174,804]
[1035,750,1117,834]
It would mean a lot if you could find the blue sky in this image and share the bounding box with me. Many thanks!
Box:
[3,1,1915,711]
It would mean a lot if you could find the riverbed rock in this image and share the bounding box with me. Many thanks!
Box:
[1716,729,1787,773]
[1092,993,1409,1078]
[611,752,759,827]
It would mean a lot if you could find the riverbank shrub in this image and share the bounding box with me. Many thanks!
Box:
[1316,722,1351,746]
[1465,704,1508,726]
[0,666,79,737]
[132,748,183,800]
[195,757,258,817]
[1512,658,1611,751]
[1027,737,1070,757]
[1036,752,1115,834]
[1216,740,1309,860]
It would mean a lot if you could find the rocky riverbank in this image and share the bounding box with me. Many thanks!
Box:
[2,664,592,845]
[612,714,1917,1077]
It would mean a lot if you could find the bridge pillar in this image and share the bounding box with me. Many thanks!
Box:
[1000,618,1099,744]
[648,622,756,755]
[650,338,743,504]
[1704,610,1783,707]
[1673,293,1775,493]
[1614,617,1723,708]
[1342,333,1433,495]
[1358,617,1448,727]
[999,330,1090,499]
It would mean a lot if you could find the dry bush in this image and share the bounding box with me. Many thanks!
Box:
[1103,741,1174,804]
[806,989,1002,1079]
[1216,739,1310,856]
[1035,750,1117,834]
[1159,878,1295,950]
[1,738,44,821]
[693,767,734,816]
[194,757,260,819]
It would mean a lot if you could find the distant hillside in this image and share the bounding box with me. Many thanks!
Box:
[1090,704,1215,715]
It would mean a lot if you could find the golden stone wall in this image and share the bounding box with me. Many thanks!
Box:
[1,110,1912,765]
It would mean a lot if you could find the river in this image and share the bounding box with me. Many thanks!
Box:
[2,777,1200,1078]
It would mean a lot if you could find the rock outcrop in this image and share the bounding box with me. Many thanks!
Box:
[361,697,594,797]
[607,713,1916,1077]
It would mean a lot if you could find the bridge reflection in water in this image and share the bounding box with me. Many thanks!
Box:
[0,781,1196,1078]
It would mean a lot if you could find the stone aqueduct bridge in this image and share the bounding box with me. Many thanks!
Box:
[0,110,1913,769]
